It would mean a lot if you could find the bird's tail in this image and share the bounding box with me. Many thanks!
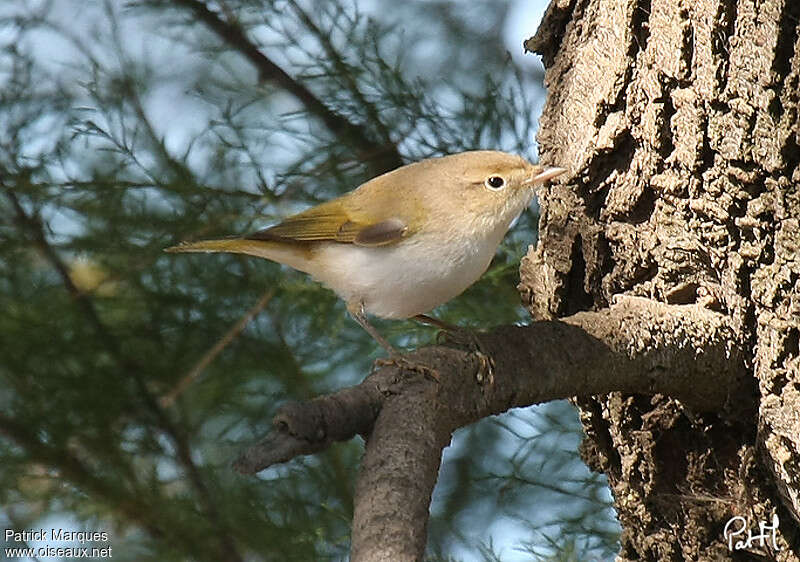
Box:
[165,238,313,273]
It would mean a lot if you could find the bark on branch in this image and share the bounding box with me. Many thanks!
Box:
[235,297,749,561]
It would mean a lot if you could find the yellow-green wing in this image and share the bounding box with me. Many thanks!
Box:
[246,197,409,247]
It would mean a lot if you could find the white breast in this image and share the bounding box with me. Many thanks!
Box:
[309,218,514,319]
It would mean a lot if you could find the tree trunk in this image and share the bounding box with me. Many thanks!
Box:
[524,0,800,559]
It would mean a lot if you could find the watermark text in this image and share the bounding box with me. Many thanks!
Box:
[723,514,780,551]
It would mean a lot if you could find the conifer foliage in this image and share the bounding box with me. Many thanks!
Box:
[0,1,617,559]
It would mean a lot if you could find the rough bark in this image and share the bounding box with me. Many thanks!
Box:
[525,0,800,559]
[235,298,747,560]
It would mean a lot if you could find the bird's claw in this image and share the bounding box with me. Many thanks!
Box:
[473,350,495,386]
[435,326,481,352]
[373,356,440,382]
[435,328,494,385]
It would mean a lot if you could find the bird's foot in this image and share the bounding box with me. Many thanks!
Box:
[373,355,440,382]
[435,327,494,385]
[435,325,481,352]
[472,349,495,385]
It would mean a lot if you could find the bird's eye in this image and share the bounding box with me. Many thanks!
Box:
[485,176,505,190]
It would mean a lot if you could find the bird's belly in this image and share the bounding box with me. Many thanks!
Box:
[311,237,494,319]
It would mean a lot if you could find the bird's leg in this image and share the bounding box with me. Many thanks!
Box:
[412,314,460,332]
[348,302,439,381]
[413,314,480,350]
[413,314,494,385]
[347,301,399,356]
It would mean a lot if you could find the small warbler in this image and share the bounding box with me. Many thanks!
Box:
[167,151,565,356]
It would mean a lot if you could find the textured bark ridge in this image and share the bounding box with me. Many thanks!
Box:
[524,0,800,559]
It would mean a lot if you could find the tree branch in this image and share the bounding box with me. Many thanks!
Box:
[0,412,206,558]
[234,297,749,561]
[233,381,383,473]
[286,0,396,149]
[161,289,275,407]
[169,0,403,174]
[5,189,244,562]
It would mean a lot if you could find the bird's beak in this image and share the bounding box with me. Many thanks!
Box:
[527,166,567,185]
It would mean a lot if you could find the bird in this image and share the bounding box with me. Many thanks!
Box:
[166,150,566,357]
